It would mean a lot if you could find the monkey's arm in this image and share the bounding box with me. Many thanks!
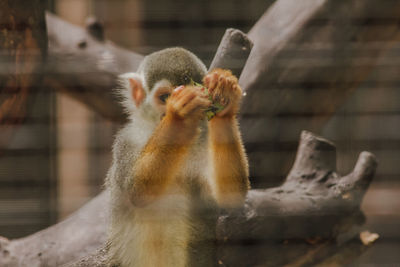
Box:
[128,116,194,206]
[208,116,250,208]
[205,69,250,208]
[128,86,210,207]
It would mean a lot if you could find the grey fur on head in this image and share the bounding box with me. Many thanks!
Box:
[138,47,207,91]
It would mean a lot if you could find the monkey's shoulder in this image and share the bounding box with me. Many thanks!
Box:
[111,125,148,165]
[106,127,143,190]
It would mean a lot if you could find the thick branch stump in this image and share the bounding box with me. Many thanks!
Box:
[217,131,377,266]
[208,28,253,78]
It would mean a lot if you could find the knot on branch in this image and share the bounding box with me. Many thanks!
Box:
[85,17,104,41]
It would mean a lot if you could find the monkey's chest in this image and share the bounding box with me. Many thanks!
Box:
[188,201,219,266]
[182,177,219,267]
[121,183,218,267]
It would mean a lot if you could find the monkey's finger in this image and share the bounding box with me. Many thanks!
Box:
[206,75,215,88]
[220,77,235,101]
[181,96,211,117]
[221,76,240,102]
[167,86,184,108]
[195,96,212,109]
[175,89,198,110]
[226,76,236,90]
[219,76,228,92]
[169,86,185,104]
[209,81,222,101]
[209,73,219,92]
[233,84,242,97]
[212,77,227,102]
[187,86,209,99]
[189,85,208,97]
[200,86,207,95]
[203,75,211,87]
[172,85,185,96]
[217,104,232,117]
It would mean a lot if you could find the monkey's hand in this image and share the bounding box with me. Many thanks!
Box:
[203,68,242,118]
[166,85,211,122]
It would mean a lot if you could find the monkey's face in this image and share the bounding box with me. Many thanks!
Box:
[150,79,174,118]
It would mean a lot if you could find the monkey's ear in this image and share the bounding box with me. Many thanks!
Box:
[129,77,145,107]
[118,72,147,111]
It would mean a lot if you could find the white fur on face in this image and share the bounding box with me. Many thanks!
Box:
[152,79,173,93]
[147,79,173,117]
[118,73,175,123]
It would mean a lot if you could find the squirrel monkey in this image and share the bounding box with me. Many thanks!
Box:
[106,47,249,267]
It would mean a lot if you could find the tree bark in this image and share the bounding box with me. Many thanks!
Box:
[217,131,377,266]
[0,192,109,267]
[208,28,253,78]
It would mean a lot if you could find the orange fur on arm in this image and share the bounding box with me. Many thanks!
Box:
[208,116,250,208]
[128,114,198,207]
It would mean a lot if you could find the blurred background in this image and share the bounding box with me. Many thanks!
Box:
[0,0,399,265]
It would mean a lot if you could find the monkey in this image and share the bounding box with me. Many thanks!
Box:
[105,47,250,267]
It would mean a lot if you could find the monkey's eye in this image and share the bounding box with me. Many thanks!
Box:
[158,93,170,103]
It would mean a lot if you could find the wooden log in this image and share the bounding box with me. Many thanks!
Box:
[216,131,377,266]
[0,192,109,267]
[0,131,376,266]
[256,235,371,267]
[314,237,370,266]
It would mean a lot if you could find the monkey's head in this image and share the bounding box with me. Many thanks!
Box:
[119,47,207,120]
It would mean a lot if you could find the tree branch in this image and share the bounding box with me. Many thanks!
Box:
[45,12,144,123]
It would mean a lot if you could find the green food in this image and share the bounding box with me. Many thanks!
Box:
[190,79,225,120]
